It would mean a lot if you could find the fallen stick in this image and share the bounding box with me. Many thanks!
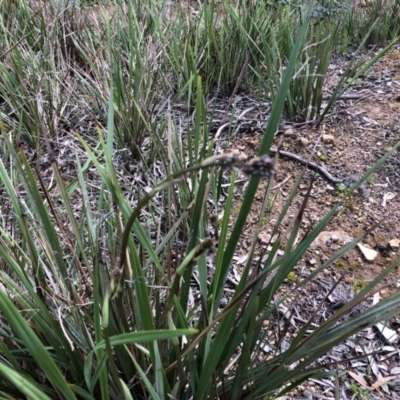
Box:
[269,147,341,184]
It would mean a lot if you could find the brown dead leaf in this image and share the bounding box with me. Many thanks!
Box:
[370,376,396,390]
[348,371,396,391]
[348,371,369,389]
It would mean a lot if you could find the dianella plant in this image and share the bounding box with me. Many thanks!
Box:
[0,0,399,399]
[263,0,397,123]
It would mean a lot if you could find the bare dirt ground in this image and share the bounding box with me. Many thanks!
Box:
[228,47,400,294]
[213,46,400,399]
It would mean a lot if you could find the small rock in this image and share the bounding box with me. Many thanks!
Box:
[357,243,378,261]
[322,134,335,145]
[381,288,389,296]
[308,258,317,265]
[376,244,391,257]
[311,230,353,250]
[389,238,400,249]
[284,129,295,136]
[299,137,309,146]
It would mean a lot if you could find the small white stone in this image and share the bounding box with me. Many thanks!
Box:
[357,243,378,261]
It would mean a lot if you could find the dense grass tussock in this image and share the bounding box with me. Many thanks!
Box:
[0,0,399,399]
